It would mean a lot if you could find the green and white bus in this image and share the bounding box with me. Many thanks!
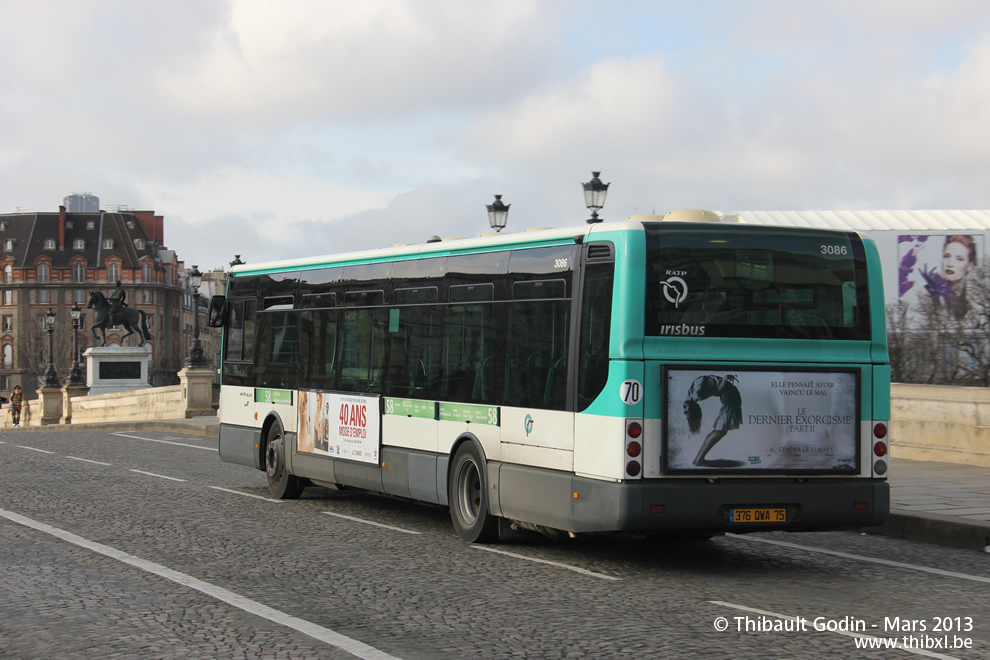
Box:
[209,210,890,542]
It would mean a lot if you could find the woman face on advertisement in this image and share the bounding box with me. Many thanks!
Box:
[941,240,974,284]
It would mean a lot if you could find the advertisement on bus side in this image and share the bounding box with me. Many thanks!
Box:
[662,367,860,473]
[297,391,381,465]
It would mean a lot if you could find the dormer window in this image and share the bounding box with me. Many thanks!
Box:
[134,239,145,250]
[0,223,6,231]
[65,220,73,229]
[73,238,85,249]
[126,220,136,229]
[44,238,56,250]
[4,240,14,251]
[87,221,95,230]
[103,238,114,249]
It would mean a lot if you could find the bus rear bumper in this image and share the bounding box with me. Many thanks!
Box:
[569,476,890,533]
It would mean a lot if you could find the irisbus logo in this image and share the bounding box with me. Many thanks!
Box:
[524,414,535,437]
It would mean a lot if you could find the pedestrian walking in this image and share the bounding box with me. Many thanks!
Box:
[8,385,23,427]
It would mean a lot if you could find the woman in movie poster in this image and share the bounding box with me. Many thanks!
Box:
[898,234,980,321]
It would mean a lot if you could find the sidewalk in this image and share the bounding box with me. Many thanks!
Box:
[10,417,990,552]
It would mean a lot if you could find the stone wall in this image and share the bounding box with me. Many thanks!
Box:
[69,385,186,424]
[0,367,216,428]
[890,383,990,467]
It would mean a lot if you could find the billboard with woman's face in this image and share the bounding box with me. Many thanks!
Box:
[897,234,982,322]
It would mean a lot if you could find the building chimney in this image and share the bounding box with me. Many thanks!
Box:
[58,205,66,251]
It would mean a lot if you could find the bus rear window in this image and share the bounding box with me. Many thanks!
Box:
[645,225,870,340]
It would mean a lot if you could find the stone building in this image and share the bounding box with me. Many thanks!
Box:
[0,204,186,397]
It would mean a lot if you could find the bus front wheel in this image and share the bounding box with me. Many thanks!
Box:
[448,442,498,543]
[265,421,304,499]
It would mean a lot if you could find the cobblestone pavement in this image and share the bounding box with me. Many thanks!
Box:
[1,429,988,658]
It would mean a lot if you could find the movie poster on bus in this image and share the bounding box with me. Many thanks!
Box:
[297,391,381,465]
[662,367,859,473]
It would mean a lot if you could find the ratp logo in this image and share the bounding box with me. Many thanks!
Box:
[661,276,688,307]
[524,414,535,437]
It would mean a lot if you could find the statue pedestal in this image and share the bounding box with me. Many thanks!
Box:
[85,346,152,395]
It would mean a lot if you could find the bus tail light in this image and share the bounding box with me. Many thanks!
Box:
[872,420,889,476]
[625,419,643,479]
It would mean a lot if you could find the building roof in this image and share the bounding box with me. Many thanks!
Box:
[0,211,158,269]
[723,210,990,233]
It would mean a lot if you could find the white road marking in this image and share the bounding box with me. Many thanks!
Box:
[471,546,622,582]
[729,534,990,585]
[0,508,401,660]
[129,469,186,482]
[209,486,285,503]
[111,432,215,451]
[66,456,113,466]
[322,511,422,534]
[710,600,957,660]
[17,445,54,454]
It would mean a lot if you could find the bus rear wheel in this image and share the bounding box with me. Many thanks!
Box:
[265,421,304,499]
[448,442,498,543]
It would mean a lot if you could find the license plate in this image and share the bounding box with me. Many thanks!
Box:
[730,508,786,523]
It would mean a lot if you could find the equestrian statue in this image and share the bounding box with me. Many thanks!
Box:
[87,286,152,347]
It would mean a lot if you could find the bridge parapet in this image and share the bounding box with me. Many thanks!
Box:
[891,383,990,467]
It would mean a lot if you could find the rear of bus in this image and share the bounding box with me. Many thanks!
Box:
[591,218,890,534]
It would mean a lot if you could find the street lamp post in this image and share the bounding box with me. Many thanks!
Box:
[69,303,85,386]
[582,171,610,224]
[43,307,60,387]
[186,265,208,368]
[486,194,509,232]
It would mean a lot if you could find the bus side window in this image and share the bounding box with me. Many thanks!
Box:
[578,262,614,411]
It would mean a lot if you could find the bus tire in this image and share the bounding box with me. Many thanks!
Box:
[448,441,498,543]
[265,420,303,500]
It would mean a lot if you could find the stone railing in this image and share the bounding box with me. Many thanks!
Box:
[3,377,988,467]
[1,367,215,428]
[890,383,990,467]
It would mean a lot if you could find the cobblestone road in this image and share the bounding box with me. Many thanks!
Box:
[1,429,988,658]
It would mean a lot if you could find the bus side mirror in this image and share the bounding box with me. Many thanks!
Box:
[207,295,227,327]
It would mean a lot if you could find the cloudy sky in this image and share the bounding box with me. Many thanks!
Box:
[2,1,989,271]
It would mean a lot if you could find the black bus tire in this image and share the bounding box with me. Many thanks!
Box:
[448,441,498,543]
[265,421,304,500]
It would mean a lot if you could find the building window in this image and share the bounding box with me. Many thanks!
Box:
[103,238,114,249]
[4,239,14,251]
[87,221,95,230]
[0,375,9,391]
[37,263,49,283]
[142,264,151,282]
[65,220,73,229]
[74,289,86,304]
[107,263,119,282]
[0,222,5,231]
[143,290,152,304]
[2,291,10,305]
[2,315,10,331]
[44,238,56,250]
[73,263,85,282]
[73,238,85,249]
[38,289,49,304]
[134,239,145,250]
[3,264,11,283]
[1,344,11,367]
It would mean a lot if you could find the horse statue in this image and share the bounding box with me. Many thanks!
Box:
[87,291,152,347]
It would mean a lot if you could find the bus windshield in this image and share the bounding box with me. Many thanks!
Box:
[645,224,870,340]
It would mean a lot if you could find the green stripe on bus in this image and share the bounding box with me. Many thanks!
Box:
[439,402,499,426]
[385,398,437,419]
[255,388,292,405]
